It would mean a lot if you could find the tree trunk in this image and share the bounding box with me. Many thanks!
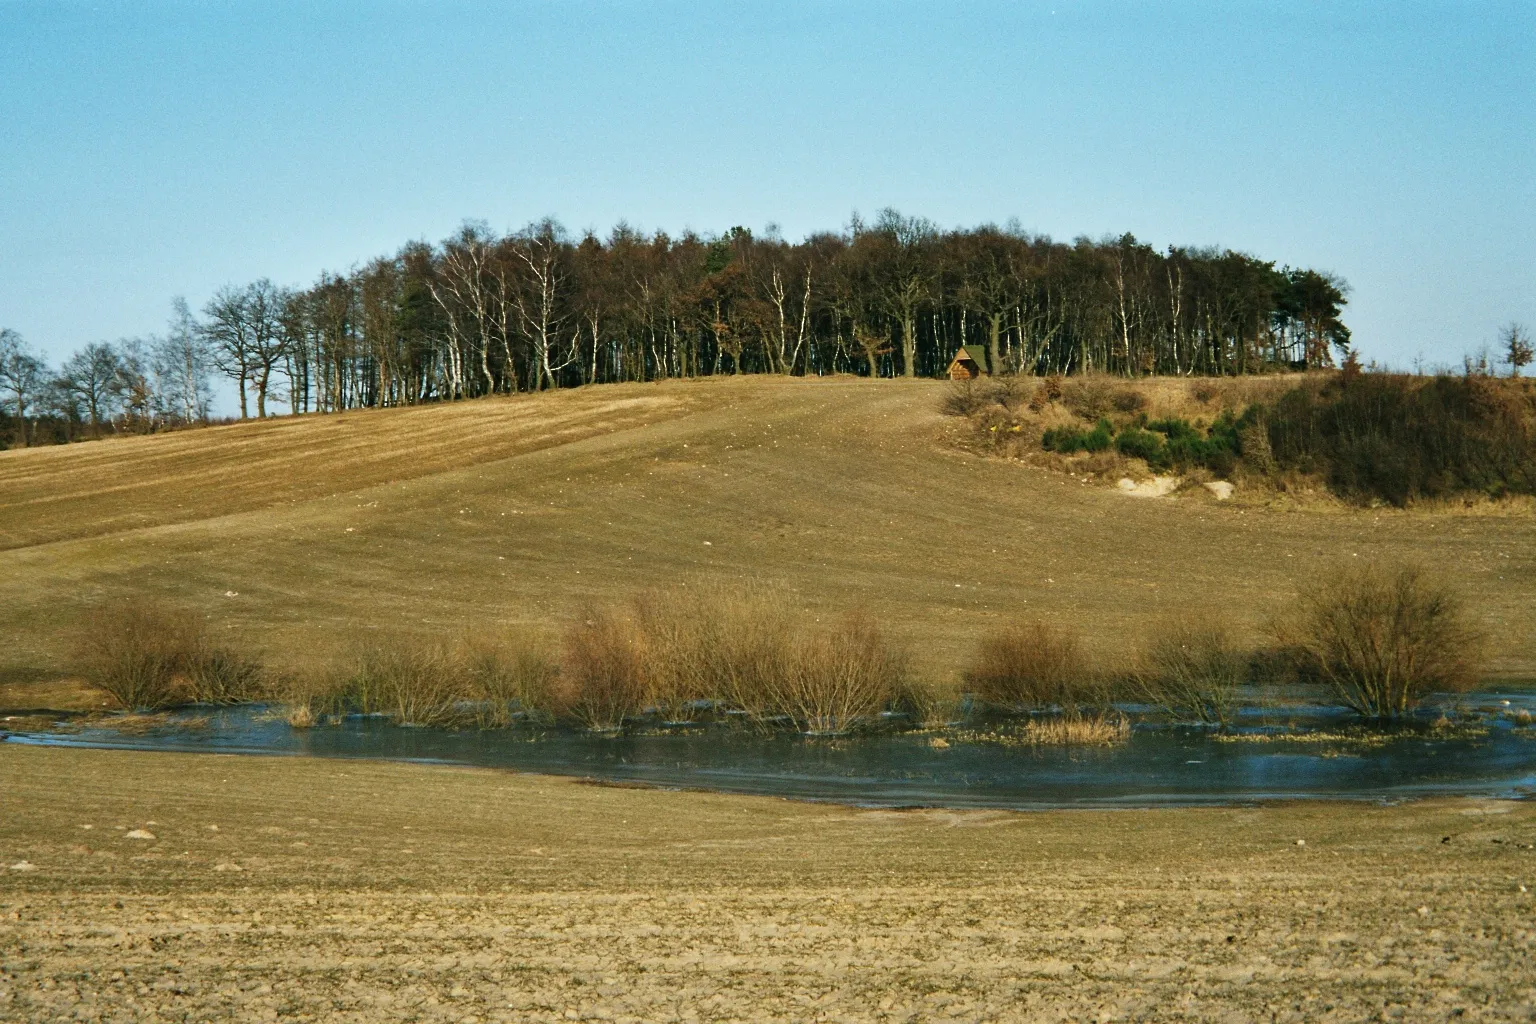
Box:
[902,313,917,378]
[988,313,1003,375]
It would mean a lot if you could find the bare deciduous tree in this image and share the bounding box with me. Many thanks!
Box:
[203,280,292,417]
[154,297,213,424]
[0,328,46,446]
[57,342,122,438]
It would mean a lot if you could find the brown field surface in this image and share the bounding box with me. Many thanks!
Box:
[2,375,1534,693]
[2,745,1535,1022]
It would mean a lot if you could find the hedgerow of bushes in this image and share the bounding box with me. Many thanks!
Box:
[952,370,1536,506]
[71,560,1489,734]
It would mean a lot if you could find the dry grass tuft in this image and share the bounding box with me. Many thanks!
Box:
[955,712,1131,747]
[1023,713,1131,746]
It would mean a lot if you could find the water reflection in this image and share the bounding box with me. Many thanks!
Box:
[9,696,1536,809]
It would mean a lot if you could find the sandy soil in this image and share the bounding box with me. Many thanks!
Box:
[3,745,1534,1022]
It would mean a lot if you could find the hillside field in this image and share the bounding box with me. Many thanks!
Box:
[3,745,1534,1023]
[3,375,1534,698]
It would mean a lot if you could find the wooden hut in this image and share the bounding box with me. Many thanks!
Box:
[946,345,990,380]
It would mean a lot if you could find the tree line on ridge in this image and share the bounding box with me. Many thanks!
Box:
[2,210,1359,444]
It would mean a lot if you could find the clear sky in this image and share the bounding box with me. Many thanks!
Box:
[2,0,1532,390]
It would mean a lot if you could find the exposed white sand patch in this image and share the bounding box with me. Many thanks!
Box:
[1204,481,1235,500]
[1117,476,1181,498]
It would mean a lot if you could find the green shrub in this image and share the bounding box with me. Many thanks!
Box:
[1115,427,1168,469]
[1149,413,1246,475]
[1043,419,1113,454]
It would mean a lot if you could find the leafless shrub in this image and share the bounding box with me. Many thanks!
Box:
[1238,418,1276,475]
[554,588,907,735]
[184,643,265,705]
[942,379,991,417]
[963,620,1093,714]
[553,605,649,731]
[893,677,962,728]
[75,604,193,710]
[632,591,720,722]
[76,603,264,710]
[466,637,558,728]
[270,668,350,728]
[770,613,907,735]
[1134,620,1245,725]
[1273,563,1486,719]
[995,377,1034,412]
[1062,376,1115,421]
[1111,388,1148,414]
[346,641,466,727]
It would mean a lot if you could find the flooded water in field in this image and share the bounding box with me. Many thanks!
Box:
[8,694,1536,809]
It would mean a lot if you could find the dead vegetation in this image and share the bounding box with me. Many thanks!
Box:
[1132,620,1246,726]
[74,603,264,711]
[962,619,1097,714]
[1274,562,1486,719]
[61,559,1496,738]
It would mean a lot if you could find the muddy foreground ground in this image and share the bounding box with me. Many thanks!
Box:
[1,745,1534,1022]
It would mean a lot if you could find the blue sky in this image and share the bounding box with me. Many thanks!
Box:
[2,0,1532,389]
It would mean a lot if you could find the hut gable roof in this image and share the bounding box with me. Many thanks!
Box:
[948,345,990,371]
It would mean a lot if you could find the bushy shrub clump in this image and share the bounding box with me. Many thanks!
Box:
[963,619,1100,715]
[767,612,908,735]
[550,589,908,735]
[1264,373,1536,505]
[1042,419,1114,454]
[76,603,264,710]
[554,606,648,731]
[276,634,556,729]
[1047,413,1248,476]
[1274,563,1485,719]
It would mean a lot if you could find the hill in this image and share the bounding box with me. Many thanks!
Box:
[3,375,1534,694]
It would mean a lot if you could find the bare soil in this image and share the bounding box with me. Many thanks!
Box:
[3,376,1534,688]
[2,745,1535,1022]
